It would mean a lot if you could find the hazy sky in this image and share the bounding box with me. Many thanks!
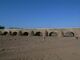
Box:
[0,0,80,28]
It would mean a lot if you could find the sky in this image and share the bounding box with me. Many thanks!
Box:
[0,0,80,28]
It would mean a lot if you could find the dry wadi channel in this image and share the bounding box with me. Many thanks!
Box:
[0,28,80,60]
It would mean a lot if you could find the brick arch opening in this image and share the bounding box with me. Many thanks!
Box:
[22,32,29,36]
[49,32,58,37]
[2,31,8,35]
[63,32,74,37]
[34,32,43,36]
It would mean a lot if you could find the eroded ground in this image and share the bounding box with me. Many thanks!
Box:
[0,36,80,60]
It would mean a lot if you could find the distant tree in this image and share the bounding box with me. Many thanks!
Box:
[0,25,5,29]
[9,27,23,29]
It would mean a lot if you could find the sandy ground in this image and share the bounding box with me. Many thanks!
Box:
[0,36,80,60]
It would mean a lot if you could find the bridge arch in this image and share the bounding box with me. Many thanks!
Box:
[34,31,43,36]
[2,31,8,35]
[49,32,58,37]
[63,32,74,37]
[19,31,29,36]
[22,32,29,36]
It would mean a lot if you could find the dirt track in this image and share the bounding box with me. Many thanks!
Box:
[0,36,80,60]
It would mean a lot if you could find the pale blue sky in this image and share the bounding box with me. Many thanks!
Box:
[0,0,80,28]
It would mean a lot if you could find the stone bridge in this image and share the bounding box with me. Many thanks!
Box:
[0,28,80,38]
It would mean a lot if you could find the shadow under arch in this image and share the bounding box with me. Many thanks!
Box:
[63,32,75,37]
[49,32,58,37]
[34,32,43,36]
